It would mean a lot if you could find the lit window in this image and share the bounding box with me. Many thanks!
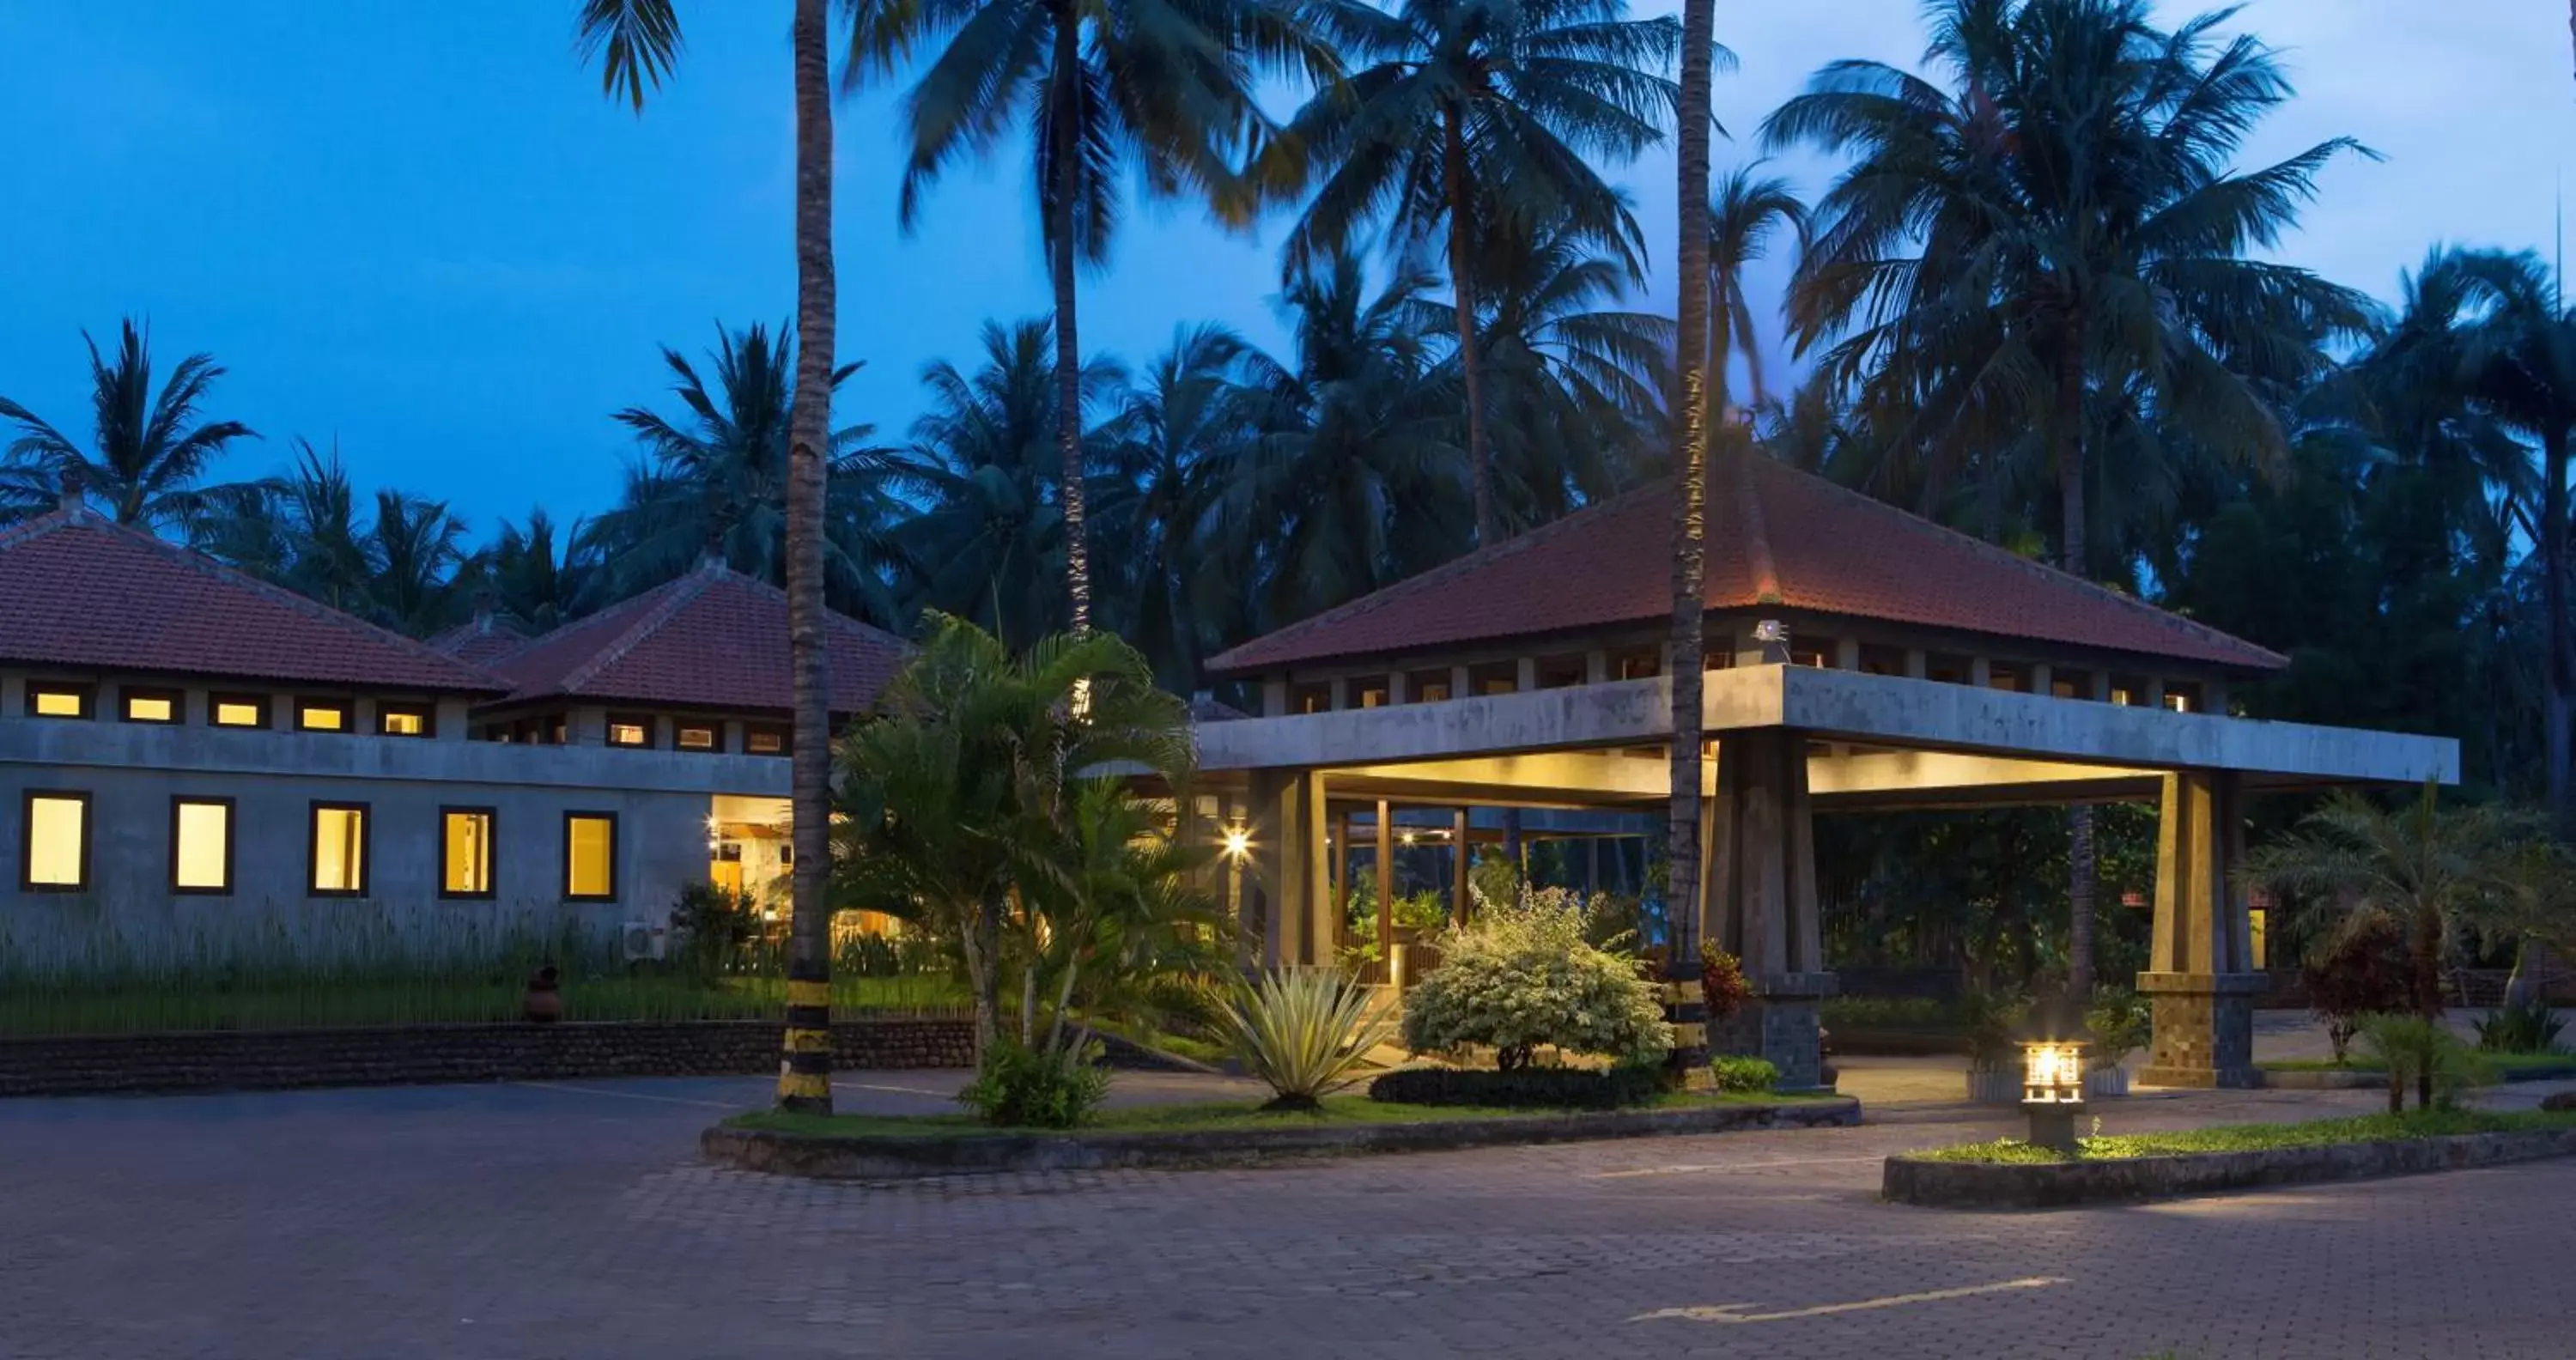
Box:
[2109,688,2135,707]
[21,792,88,891]
[26,683,90,719]
[171,798,232,894]
[606,716,650,747]
[676,725,718,751]
[2163,693,2190,713]
[309,803,368,896]
[210,695,268,728]
[745,726,786,756]
[565,813,617,900]
[441,808,495,898]
[378,705,432,737]
[122,689,181,724]
[298,701,350,732]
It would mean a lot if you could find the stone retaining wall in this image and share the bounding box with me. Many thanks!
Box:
[1882,1126,2576,1209]
[0,1018,977,1097]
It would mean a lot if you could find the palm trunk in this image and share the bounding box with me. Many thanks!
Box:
[775,0,837,1116]
[1701,273,1728,439]
[1050,12,1093,635]
[2414,914,2445,1111]
[2053,327,2098,1003]
[1663,0,1716,1075]
[2545,428,2572,840]
[1442,106,1497,548]
[960,892,1005,1059]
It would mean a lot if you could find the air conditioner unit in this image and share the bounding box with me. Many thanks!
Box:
[619,920,667,962]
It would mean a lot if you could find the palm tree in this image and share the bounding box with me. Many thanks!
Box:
[2243,786,2539,1108]
[833,613,1196,1057]
[586,322,902,623]
[578,0,842,1116]
[481,508,593,633]
[1701,162,1807,429]
[1273,0,1680,547]
[365,490,477,637]
[0,318,259,531]
[1092,323,1282,691]
[847,0,1339,638]
[891,319,1125,650]
[1765,0,2374,997]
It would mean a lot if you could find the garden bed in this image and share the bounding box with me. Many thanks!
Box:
[703,1091,1862,1180]
[1882,1110,2576,1209]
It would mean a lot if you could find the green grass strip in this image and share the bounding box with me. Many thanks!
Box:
[1911,1108,2576,1164]
[728,1089,1824,1140]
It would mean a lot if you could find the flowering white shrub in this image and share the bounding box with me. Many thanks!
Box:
[1401,887,1670,1070]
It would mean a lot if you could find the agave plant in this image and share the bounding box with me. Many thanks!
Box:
[1221,968,1396,1112]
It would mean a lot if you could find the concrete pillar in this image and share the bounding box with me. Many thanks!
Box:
[1583,649,1609,684]
[1246,768,1332,967]
[1327,677,1349,712]
[2089,670,2112,702]
[2144,677,2167,711]
[1261,678,1288,717]
[2137,770,2264,1088]
[1903,648,1928,680]
[1514,657,1538,692]
[1832,638,1861,671]
[1701,728,1836,1090]
[1968,656,1992,689]
[1387,671,1408,705]
[2028,663,2052,698]
[1449,665,1472,701]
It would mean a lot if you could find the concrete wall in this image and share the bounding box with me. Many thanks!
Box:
[0,711,790,974]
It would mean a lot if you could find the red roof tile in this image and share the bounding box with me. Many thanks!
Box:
[1206,454,2286,675]
[0,508,507,692]
[486,563,910,714]
[428,615,532,665]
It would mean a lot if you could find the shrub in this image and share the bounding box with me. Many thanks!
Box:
[1817,996,1961,1030]
[2474,994,2567,1053]
[1700,946,1752,1022]
[1402,891,1670,1070]
[2303,920,2412,1063]
[2356,1015,2493,1114]
[1959,990,2030,1074]
[957,1037,1110,1128]
[1365,1063,1663,1109]
[1711,1055,1777,1094]
[1220,968,1396,1111]
[2085,988,2154,1069]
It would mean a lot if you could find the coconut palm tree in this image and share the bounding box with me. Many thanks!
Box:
[1273,0,1681,547]
[1701,162,1807,429]
[577,0,842,1115]
[481,508,593,634]
[585,322,902,623]
[1765,0,2375,997]
[0,318,260,531]
[846,0,1340,639]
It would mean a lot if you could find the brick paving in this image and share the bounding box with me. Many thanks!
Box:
[1,1072,2569,1359]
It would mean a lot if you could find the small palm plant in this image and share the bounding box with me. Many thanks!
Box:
[1220,968,1396,1112]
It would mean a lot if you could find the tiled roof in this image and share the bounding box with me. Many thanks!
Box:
[428,614,532,665]
[1206,454,2287,675]
[485,562,911,714]
[0,507,507,693]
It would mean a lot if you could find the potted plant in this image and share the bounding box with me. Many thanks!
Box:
[1960,991,2028,1104]
[2084,987,2152,1097]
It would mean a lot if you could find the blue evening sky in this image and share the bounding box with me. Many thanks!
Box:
[1,1,2568,532]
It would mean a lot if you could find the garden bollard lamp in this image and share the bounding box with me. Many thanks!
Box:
[2020,1038,2087,1156]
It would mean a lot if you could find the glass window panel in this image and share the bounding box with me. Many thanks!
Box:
[173,800,230,891]
[213,699,264,727]
[381,708,428,736]
[31,687,85,718]
[677,726,716,750]
[442,811,494,896]
[566,816,615,898]
[745,728,784,755]
[25,795,85,888]
[124,694,177,722]
[607,721,647,747]
[301,703,348,732]
[312,805,366,893]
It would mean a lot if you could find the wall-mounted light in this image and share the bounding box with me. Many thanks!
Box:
[1220,825,1253,861]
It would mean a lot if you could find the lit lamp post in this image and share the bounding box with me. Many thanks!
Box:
[2020,1036,2088,1155]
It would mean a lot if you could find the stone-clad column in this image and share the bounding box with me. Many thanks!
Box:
[2137,769,2264,1087]
[1245,768,1333,967]
[1701,728,1837,1090]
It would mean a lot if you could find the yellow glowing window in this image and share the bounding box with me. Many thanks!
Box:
[310,803,368,895]
[606,719,649,747]
[2109,688,2135,707]
[211,695,267,728]
[379,706,430,737]
[2163,693,2191,713]
[27,684,88,719]
[565,813,616,900]
[21,792,88,890]
[676,726,717,751]
[299,701,349,732]
[441,809,495,897]
[172,798,231,893]
[745,727,785,755]
[122,691,179,723]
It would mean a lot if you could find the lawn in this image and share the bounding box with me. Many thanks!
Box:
[1910,1108,2576,1165]
[2259,1053,2576,1076]
[0,973,969,1037]
[729,1089,1822,1140]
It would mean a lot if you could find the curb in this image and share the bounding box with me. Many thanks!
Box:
[1881,1126,2576,1210]
[704,1096,1863,1181]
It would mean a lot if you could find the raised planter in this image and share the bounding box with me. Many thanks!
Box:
[1965,1069,2021,1105]
[705,1095,1863,1181]
[0,1018,976,1098]
[1883,1126,2576,1210]
[2086,1066,2131,1098]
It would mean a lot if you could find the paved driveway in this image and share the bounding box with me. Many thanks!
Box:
[0,1071,2568,1360]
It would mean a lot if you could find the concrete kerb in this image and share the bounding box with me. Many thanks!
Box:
[1881,1126,2576,1210]
[703,1095,1862,1181]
